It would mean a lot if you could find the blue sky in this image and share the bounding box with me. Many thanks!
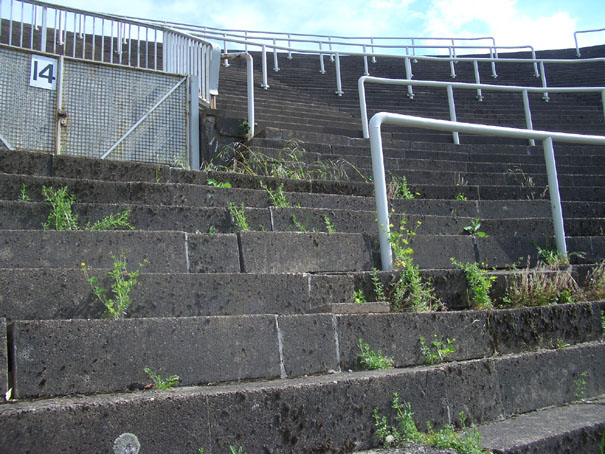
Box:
[5,0,605,50]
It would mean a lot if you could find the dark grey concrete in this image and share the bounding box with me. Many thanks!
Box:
[311,303,390,313]
[12,316,282,398]
[336,312,492,370]
[186,233,241,273]
[278,314,340,377]
[0,318,6,399]
[308,274,354,309]
[406,235,476,269]
[479,397,605,454]
[0,230,189,273]
[0,148,52,177]
[238,232,375,273]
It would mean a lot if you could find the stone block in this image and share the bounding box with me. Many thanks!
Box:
[187,233,241,272]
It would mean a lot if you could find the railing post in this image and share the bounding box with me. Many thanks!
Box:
[245,53,255,139]
[404,58,414,99]
[363,45,369,76]
[473,60,483,101]
[359,77,369,139]
[40,6,47,52]
[328,37,334,62]
[542,137,567,258]
[368,114,393,271]
[449,48,456,78]
[574,32,581,57]
[273,39,280,72]
[521,90,535,146]
[370,38,376,63]
[261,44,269,89]
[411,38,417,61]
[188,75,200,170]
[451,39,457,60]
[532,49,539,77]
[334,53,343,96]
[489,47,497,78]
[287,34,292,60]
[540,61,549,101]
[222,33,229,67]
[447,85,460,145]
[319,42,326,74]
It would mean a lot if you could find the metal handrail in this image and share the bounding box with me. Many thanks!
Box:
[574,28,605,57]
[358,76,605,145]
[368,113,605,271]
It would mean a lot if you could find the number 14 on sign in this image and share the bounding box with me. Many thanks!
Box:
[30,55,58,90]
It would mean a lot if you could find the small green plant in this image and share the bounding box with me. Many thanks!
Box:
[455,193,467,201]
[463,218,488,238]
[536,245,569,266]
[451,258,495,310]
[599,430,605,454]
[238,120,251,136]
[171,157,191,170]
[229,446,245,454]
[81,252,147,319]
[323,215,336,233]
[601,310,605,336]
[420,335,456,365]
[354,289,367,304]
[228,202,250,232]
[206,178,232,188]
[18,183,31,202]
[386,215,420,269]
[86,208,134,231]
[373,394,489,453]
[582,261,605,301]
[358,338,394,370]
[391,263,441,312]
[290,214,317,233]
[371,268,386,302]
[198,449,204,454]
[155,165,162,183]
[42,185,79,230]
[555,339,570,349]
[260,181,289,207]
[144,367,180,390]
[388,175,419,200]
[574,370,589,401]
[208,226,217,234]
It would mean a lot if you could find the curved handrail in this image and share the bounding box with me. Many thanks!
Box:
[368,112,605,271]
[574,28,605,57]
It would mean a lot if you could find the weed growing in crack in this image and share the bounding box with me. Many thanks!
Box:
[323,215,336,233]
[451,259,495,310]
[358,338,394,370]
[373,394,488,453]
[206,178,232,188]
[144,367,180,390]
[19,183,31,202]
[388,175,419,200]
[463,218,488,238]
[354,289,367,304]
[85,208,134,231]
[371,268,387,302]
[81,252,147,319]
[574,370,589,401]
[455,193,467,201]
[260,181,289,207]
[536,245,570,267]
[290,214,318,233]
[42,185,79,230]
[420,335,456,365]
[583,261,605,302]
[228,202,250,232]
[390,263,441,313]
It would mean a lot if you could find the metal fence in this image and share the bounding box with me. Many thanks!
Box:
[0,45,193,166]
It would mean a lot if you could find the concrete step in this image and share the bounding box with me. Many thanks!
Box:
[1,341,603,452]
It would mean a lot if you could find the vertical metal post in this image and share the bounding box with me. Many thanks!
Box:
[532,49,539,77]
[127,23,132,66]
[55,56,64,155]
[489,47,497,78]
[40,6,47,52]
[449,47,456,78]
[540,61,549,101]
[81,15,86,59]
[0,0,3,39]
[404,57,414,99]
[287,34,292,60]
[370,38,376,63]
[522,90,535,146]
[473,61,483,101]
[334,53,343,96]
[222,33,229,67]
[261,44,269,89]
[188,76,200,170]
[110,20,114,64]
[447,85,459,145]
[542,137,567,258]
[8,0,13,46]
[18,1,23,48]
[328,37,334,62]
[72,13,76,58]
[363,45,369,76]
[136,25,141,68]
[272,39,279,72]
[368,115,392,271]
[319,42,326,74]
[451,39,457,60]
[244,31,248,52]
[245,53,255,139]
[359,77,369,139]
[411,38,416,59]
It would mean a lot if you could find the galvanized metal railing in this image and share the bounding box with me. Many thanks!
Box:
[368,113,605,271]
[0,0,221,103]
[358,76,605,145]
[574,28,605,57]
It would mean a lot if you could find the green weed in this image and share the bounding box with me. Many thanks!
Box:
[228,202,250,232]
[19,183,31,202]
[86,208,134,231]
[354,289,367,304]
[451,259,495,310]
[206,178,232,188]
[455,193,467,201]
[390,263,441,313]
[581,260,605,301]
[574,370,589,401]
[323,215,336,233]
[420,335,456,365]
[81,252,147,319]
[388,175,419,200]
[229,447,245,454]
[358,338,394,370]
[144,367,180,390]
[260,181,289,207]
[371,268,387,302]
[42,185,79,230]
[536,245,569,267]
[463,218,488,238]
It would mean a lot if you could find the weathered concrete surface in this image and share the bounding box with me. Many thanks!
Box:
[311,303,390,314]
[12,316,281,398]
[0,269,326,321]
[0,318,7,399]
[238,232,375,273]
[336,312,492,370]
[0,230,190,272]
[186,233,241,273]
[479,396,605,454]
[0,148,51,176]
[406,236,476,269]
[278,314,340,377]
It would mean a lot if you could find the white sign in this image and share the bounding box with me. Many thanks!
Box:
[30,55,58,90]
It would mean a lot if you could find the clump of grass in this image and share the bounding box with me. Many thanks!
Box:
[228,202,250,232]
[373,394,489,453]
[19,183,31,202]
[390,263,441,313]
[358,338,394,370]
[371,268,387,302]
[144,367,180,390]
[451,259,495,310]
[260,181,289,207]
[354,289,367,304]
[503,259,579,308]
[537,245,570,267]
[81,252,147,319]
[323,215,336,233]
[387,175,419,200]
[86,208,134,231]
[582,260,605,301]
[420,335,456,365]
[206,178,232,188]
[42,185,79,230]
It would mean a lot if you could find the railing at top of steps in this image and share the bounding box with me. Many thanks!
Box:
[358,76,605,144]
[368,113,605,271]
[0,0,221,104]
[574,28,605,57]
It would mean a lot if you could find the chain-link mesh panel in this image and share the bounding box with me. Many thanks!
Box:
[61,60,188,165]
[0,47,56,151]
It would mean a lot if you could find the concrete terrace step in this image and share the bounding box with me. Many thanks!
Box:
[1,340,603,452]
